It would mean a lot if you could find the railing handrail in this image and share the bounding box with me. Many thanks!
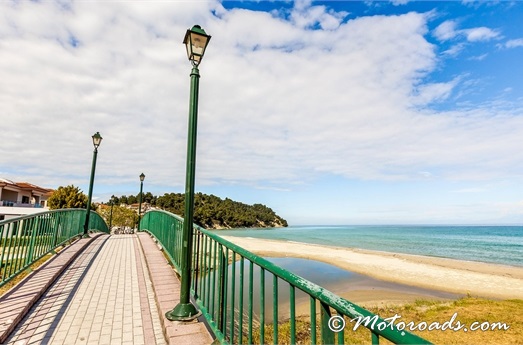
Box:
[1,209,109,287]
[194,227,428,344]
[142,208,185,223]
[0,208,88,225]
[140,210,431,344]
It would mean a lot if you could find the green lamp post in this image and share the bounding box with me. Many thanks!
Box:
[108,196,115,232]
[138,173,145,232]
[166,25,211,321]
[83,132,103,237]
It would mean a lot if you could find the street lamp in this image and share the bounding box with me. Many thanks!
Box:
[166,25,211,322]
[138,173,145,232]
[83,132,102,237]
[109,196,115,232]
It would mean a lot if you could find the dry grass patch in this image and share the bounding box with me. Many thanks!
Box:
[394,297,523,345]
[247,297,522,345]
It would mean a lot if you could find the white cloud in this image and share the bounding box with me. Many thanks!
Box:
[442,43,465,57]
[468,53,488,61]
[412,77,460,105]
[289,0,348,30]
[504,38,523,49]
[433,21,499,43]
[433,20,458,41]
[462,27,500,42]
[0,1,522,204]
[418,171,434,178]
[391,0,410,5]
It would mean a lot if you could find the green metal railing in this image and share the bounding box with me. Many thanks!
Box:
[141,210,430,344]
[0,209,109,287]
[141,210,184,272]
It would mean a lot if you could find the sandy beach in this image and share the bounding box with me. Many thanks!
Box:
[221,236,523,303]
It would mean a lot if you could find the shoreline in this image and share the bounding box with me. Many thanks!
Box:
[221,236,523,301]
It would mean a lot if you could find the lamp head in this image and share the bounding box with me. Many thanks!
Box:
[183,25,211,66]
[139,173,145,182]
[92,132,103,149]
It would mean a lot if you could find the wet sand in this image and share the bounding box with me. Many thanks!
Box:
[221,236,523,301]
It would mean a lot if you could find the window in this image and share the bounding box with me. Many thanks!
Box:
[22,196,30,204]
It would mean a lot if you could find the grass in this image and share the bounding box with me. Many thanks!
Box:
[0,235,55,247]
[0,243,68,296]
[394,297,523,345]
[247,297,523,345]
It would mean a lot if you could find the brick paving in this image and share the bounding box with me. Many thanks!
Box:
[2,233,212,345]
[0,233,101,344]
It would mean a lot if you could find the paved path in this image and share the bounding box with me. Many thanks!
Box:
[3,234,213,345]
[0,234,102,344]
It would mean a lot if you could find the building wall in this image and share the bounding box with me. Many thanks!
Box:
[1,189,18,203]
[1,179,52,223]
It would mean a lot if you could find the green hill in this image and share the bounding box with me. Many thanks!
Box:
[112,192,288,229]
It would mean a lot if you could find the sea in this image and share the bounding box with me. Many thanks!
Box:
[213,225,523,267]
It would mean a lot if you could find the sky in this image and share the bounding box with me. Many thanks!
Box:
[1,0,523,225]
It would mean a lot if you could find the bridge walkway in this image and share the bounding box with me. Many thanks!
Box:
[0,233,213,345]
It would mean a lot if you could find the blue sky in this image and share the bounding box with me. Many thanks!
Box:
[1,1,522,225]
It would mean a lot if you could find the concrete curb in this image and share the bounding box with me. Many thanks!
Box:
[136,232,213,345]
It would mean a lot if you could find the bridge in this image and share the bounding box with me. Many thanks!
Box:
[0,209,430,344]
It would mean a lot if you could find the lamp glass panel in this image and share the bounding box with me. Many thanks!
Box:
[92,133,102,147]
[190,31,209,57]
[185,42,192,60]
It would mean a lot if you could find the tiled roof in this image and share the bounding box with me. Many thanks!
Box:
[0,178,16,185]
[0,178,52,194]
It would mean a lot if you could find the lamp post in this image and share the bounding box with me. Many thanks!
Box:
[138,173,145,232]
[83,132,102,237]
[109,196,115,232]
[166,25,211,322]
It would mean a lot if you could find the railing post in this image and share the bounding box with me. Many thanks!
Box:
[320,301,334,345]
[372,331,380,344]
[218,246,227,334]
[53,213,61,247]
[248,261,253,344]
[194,231,201,298]
[26,218,37,265]
[310,297,317,345]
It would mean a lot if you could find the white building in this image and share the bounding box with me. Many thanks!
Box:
[0,178,53,221]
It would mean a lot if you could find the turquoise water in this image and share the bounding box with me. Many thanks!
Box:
[213,225,523,267]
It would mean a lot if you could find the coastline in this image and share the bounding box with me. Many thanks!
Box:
[221,236,523,301]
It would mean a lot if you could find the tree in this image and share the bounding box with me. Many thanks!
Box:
[144,192,155,204]
[109,191,288,229]
[127,195,138,204]
[110,195,120,205]
[48,185,89,210]
[98,205,138,229]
